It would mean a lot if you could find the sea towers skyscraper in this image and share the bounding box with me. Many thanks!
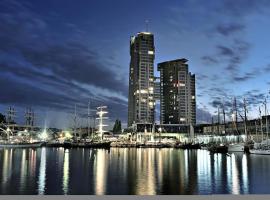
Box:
[128,32,155,127]
[158,58,196,125]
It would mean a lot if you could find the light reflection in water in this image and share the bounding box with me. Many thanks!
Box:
[95,149,107,195]
[135,149,156,195]
[157,150,163,188]
[226,152,232,193]
[63,149,69,194]
[29,149,37,183]
[19,149,26,192]
[184,150,188,183]
[0,148,258,195]
[231,154,240,194]
[197,150,211,193]
[38,147,46,195]
[147,149,156,194]
[242,154,249,194]
[2,149,13,185]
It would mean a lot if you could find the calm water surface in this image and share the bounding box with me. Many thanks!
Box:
[0,147,269,195]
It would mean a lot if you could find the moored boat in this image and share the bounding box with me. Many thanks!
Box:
[71,141,111,148]
[250,148,270,155]
[228,143,244,152]
[0,141,43,148]
[174,142,201,149]
[208,144,228,153]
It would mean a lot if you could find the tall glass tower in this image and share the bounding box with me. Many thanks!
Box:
[158,59,196,125]
[128,32,155,127]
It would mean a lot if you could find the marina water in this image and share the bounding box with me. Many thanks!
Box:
[0,147,269,195]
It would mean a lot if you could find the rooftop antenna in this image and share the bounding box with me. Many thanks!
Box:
[145,19,149,32]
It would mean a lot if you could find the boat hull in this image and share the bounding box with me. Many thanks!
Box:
[208,145,228,154]
[228,143,244,152]
[250,149,270,155]
[0,142,43,148]
[71,141,111,148]
[174,143,201,149]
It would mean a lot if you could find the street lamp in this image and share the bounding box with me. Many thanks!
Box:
[158,127,162,143]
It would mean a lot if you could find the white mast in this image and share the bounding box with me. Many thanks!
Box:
[74,103,77,142]
[259,106,263,143]
[96,106,108,140]
[88,100,90,139]
[264,98,269,145]
[243,98,248,143]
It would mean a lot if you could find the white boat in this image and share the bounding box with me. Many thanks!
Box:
[228,143,244,152]
[0,141,43,148]
[250,148,270,155]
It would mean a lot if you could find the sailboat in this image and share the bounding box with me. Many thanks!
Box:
[250,98,270,155]
[208,107,228,153]
[0,108,43,148]
[228,98,246,152]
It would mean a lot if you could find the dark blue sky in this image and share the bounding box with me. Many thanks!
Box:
[1,0,270,128]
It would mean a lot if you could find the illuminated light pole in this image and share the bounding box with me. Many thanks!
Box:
[158,127,162,143]
[96,106,108,140]
[6,127,10,142]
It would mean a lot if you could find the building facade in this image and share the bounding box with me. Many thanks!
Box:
[128,32,155,127]
[158,59,196,125]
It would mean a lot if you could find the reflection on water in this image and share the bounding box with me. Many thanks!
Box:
[242,154,249,194]
[231,153,240,194]
[0,148,268,194]
[19,149,26,192]
[62,149,69,194]
[38,148,46,194]
[94,149,108,195]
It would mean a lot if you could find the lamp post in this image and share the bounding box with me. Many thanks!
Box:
[158,127,162,143]
[6,127,10,142]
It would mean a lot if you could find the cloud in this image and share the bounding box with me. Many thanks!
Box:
[201,56,219,65]
[196,74,209,81]
[217,45,234,57]
[216,23,245,36]
[217,0,270,17]
[196,107,212,124]
[214,40,251,75]
[0,0,128,127]
[263,64,270,72]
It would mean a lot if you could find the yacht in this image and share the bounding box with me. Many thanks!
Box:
[228,143,244,152]
[0,140,43,148]
[250,148,270,155]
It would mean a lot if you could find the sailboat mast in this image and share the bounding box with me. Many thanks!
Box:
[234,97,239,134]
[244,98,248,142]
[74,103,77,142]
[259,107,263,142]
[223,104,226,135]
[211,116,214,135]
[264,98,269,144]
[255,119,258,142]
[88,100,90,139]
[218,107,220,135]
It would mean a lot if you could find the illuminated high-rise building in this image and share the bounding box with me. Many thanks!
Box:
[158,58,196,125]
[128,32,155,127]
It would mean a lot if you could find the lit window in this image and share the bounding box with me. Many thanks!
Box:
[148,50,154,55]
[148,87,154,94]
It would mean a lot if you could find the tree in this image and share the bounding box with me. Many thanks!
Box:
[0,113,6,123]
[112,119,122,134]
